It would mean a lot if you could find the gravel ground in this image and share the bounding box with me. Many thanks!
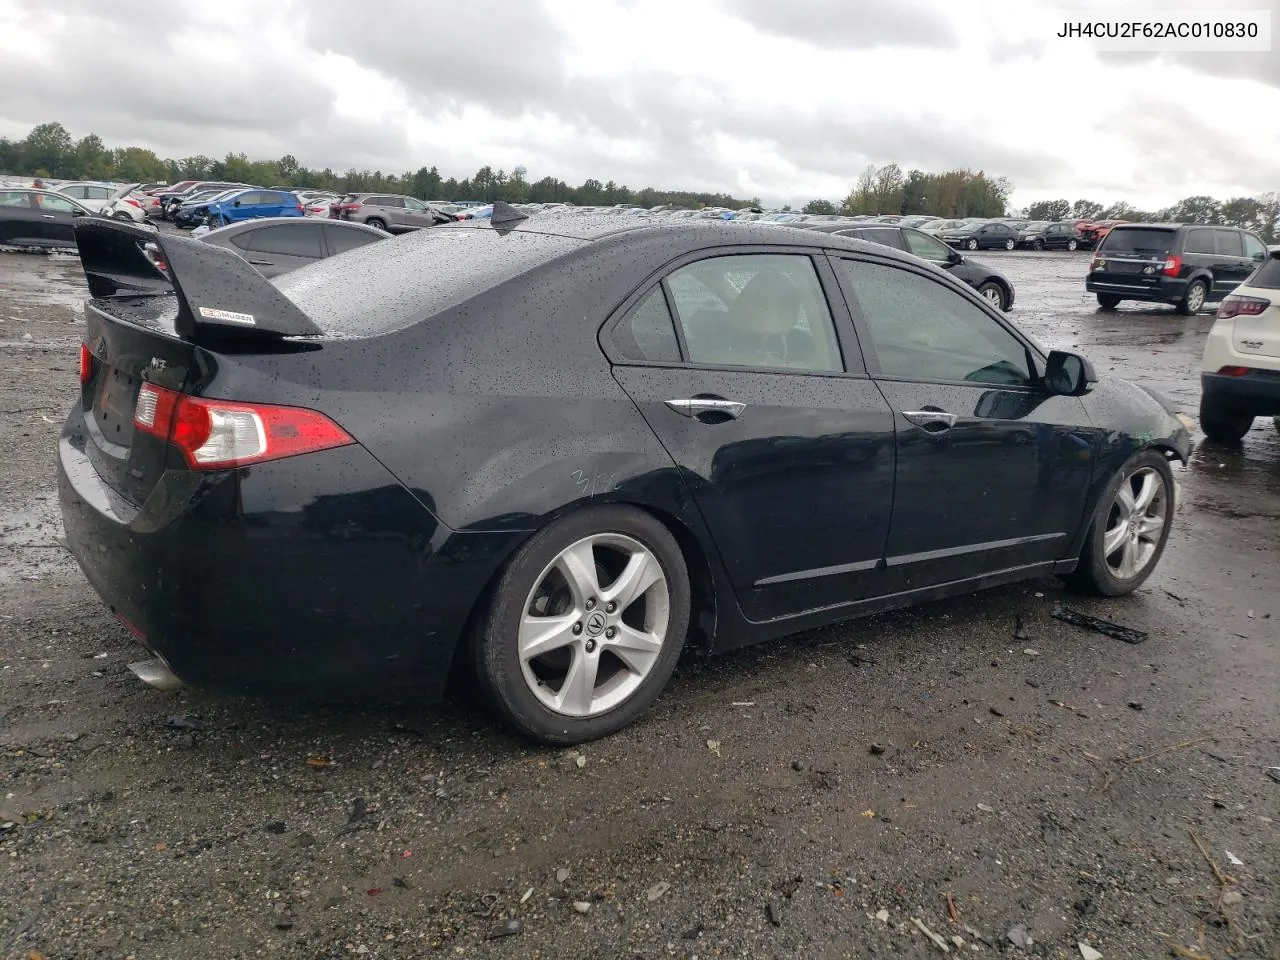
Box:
[0,241,1277,959]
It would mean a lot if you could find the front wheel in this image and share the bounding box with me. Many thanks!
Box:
[474,506,691,745]
[207,214,224,228]
[1067,238,1078,251]
[1003,238,1015,250]
[1066,450,1174,596]
[1097,294,1121,310]
[1177,279,1207,315]
[977,281,1006,310]
[965,238,978,251]
[1200,395,1254,443]
[1032,239,1045,251]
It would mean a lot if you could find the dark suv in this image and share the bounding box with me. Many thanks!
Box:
[1085,223,1268,314]
[1017,221,1080,251]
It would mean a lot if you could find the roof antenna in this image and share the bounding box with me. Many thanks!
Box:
[489,200,528,226]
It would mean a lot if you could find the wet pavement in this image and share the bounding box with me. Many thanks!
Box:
[0,245,1276,959]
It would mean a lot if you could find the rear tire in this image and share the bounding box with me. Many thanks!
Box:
[1066,450,1174,596]
[1177,279,1207,315]
[1067,238,1078,251]
[1004,238,1015,250]
[365,218,388,231]
[977,281,1006,310]
[474,505,691,745]
[1097,294,1121,310]
[1200,395,1253,443]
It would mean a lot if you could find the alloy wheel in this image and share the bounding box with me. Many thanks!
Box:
[1186,282,1206,314]
[980,285,1003,307]
[1102,466,1169,580]
[517,533,671,718]
[1004,239,1015,250]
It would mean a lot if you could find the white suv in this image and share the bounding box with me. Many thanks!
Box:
[1200,250,1280,442]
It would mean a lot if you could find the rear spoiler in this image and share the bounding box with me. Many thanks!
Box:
[73,217,323,342]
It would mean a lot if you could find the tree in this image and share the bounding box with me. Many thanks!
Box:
[73,134,112,180]
[278,154,300,182]
[841,165,877,215]
[412,165,443,200]
[1026,199,1071,221]
[1072,199,1104,219]
[112,146,166,183]
[902,169,930,214]
[22,122,74,177]
[872,163,904,215]
[1164,195,1222,225]
[802,198,835,215]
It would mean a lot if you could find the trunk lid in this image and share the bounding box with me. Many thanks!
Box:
[72,218,325,505]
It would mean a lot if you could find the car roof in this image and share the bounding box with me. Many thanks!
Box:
[205,216,387,236]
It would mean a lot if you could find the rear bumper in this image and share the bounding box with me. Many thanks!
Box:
[57,419,522,699]
[1086,274,1187,303]
[1201,371,1280,415]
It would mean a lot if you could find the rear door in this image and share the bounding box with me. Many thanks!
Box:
[0,190,40,244]
[1212,229,1253,298]
[606,249,897,622]
[322,223,384,258]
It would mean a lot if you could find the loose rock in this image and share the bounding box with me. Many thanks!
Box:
[1078,942,1103,960]
[571,901,591,914]
[646,881,670,902]
[487,918,523,939]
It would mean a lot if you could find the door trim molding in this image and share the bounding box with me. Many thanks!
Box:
[885,531,1065,568]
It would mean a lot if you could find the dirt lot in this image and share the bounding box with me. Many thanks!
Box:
[1,242,1277,960]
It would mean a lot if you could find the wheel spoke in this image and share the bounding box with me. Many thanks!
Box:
[1132,471,1159,514]
[603,550,662,613]
[556,541,600,607]
[606,624,663,675]
[519,612,579,662]
[1136,515,1165,539]
[554,646,599,716]
[1115,484,1136,519]
[1118,539,1138,578]
[1103,523,1127,557]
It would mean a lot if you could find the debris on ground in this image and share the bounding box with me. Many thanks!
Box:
[1023,648,1041,657]
[1224,850,1243,866]
[1078,942,1103,960]
[487,919,522,939]
[1119,736,1212,765]
[1221,889,1243,906]
[1006,923,1032,948]
[646,881,670,902]
[766,901,782,926]
[875,908,890,923]
[912,917,950,953]
[945,893,959,923]
[1128,701,1144,710]
[1053,606,1147,644]
[1013,614,1031,641]
[706,739,721,757]
[977,803,994,813]
[1168,946,1212,960]
[520,887,533,904]
[163,714,203,731]
[869,743,887,755]
[305,757,332,769]
[989,705,1005,717]
[556,867,571,884]
[265,821,286,835]
[571,901,591,914]
[1267,767,1280,784]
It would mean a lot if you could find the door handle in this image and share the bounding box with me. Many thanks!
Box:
[902,409,958,432]
[248,259,273,265]
[665,397,746,420]
[41,214,56,219]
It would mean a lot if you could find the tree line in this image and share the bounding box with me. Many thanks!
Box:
[1019,195,1279,243]
[0,122,756,210]
[803,163,1015,220]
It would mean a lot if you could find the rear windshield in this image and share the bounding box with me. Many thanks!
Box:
[274,225,583,338]
[1248,256,1280,289]
[1099,227,1175,257]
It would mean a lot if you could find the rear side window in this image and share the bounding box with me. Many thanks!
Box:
[324,224,384,254]
[275,227,583,338]
[1184,229,1214,255]
[845,227,906,250]
[1247,256,1280,289]
[1214,230,1243,257]
[248,223,323,258]
[1100,228,1175,257]
[613,287,681,363]
[0,191,30,207]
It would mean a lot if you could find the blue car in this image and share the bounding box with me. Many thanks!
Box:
[206,189,303,227]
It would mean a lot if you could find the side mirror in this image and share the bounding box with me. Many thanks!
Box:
[948,249,963,264]
[233,200,241,207]
[72,208,86,217]
[1043,350,1096,396]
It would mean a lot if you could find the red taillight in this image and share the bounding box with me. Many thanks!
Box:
[79,343,94,385]
[125,197,142,209]
[1217,366,1251,376]
[1162,255,1182,277]
[1216,295,1270,319]
[133,383,354,469]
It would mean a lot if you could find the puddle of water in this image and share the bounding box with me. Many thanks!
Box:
[0,250,87,319]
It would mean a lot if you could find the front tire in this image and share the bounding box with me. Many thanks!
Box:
[1032,239,1045,251]
[966,238,978,251]
[1200,395,1253,443]
[208,214,224,228]
[1177,279,1207,315]
[1067,238,1078,251]
[1004,238,1015,250]
[474,506,691,745]
[1067,450,1174,596]
[977,281,1006,310]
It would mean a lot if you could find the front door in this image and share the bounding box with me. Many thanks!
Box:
[608,251,897,622]
[30,192,81,245]
[830,254,1098,593]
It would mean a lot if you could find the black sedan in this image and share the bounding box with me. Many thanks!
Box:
[943,220,1019,251]
[791,222,1015,311]
[60,210,1192,745]
[0,188,94,249]
[196,217,391,277]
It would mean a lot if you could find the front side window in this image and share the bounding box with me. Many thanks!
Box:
[36,193,78,213]
[835,258,1031,386]
[664,254,843,372]
[903,228,952,260]
[1243,233,1266,261]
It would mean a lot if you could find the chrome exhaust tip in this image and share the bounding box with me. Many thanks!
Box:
[128,657,184,691]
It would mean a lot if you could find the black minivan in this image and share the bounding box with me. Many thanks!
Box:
[1085,223,1268,314]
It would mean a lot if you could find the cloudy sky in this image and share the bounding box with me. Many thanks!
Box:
[0,0,1276,209]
